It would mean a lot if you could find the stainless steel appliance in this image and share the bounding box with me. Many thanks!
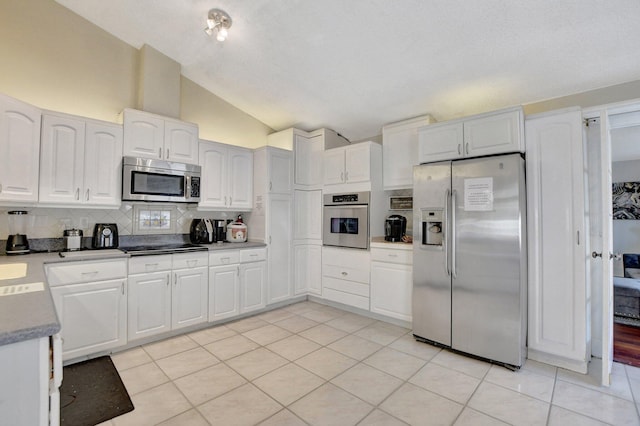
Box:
[120,243,207,256]
[323,192,370,250]
[212,219,226,243]
[190,218,214,244]
[63,228,83,251]
[385,215,407,242]
[6,210,30,255]
[122,156,201,203]
[92,223,119,249]
[413,153,527,369]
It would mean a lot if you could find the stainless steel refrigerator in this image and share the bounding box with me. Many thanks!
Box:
[412,153,527,368]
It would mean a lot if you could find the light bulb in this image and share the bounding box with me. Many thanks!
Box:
[216,27,228,41]
[204,27,213,36]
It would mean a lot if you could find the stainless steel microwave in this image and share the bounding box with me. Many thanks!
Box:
[122,156,201,203]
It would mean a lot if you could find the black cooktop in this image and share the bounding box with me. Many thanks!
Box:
[120,243,207,256]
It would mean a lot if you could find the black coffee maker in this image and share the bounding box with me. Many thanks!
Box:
[385,215,407,242]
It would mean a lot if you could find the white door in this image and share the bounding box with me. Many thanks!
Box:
[240,261,266,313]
[268,148,293,194]
[172,267,208,330]
[344,143,371,183]
[371,261,412,322]
[51,279,127,360]
[293,189,322,240]
[128,272,171,340]
[228,148,253,209]
[39,114,85,204]
[267,194,292,304]
[323,148,345,185]
[83,121,123,206]
[209,265,240,321]
[294,243,322,295]
[418,122,464,163]
[294,134,323,187]
[464,109,523,157]
[165,121,199,164]
[199,141,228,208]
[0,94,41,203]
[123,111,164,159]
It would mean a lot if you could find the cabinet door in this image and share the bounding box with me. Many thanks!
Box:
[0,94,41,203]
[268,149,293,194]
[294,243,322,295]
[165,120,199,164]
[418,123,464,163]
[370,261,412,322]
[323,148,345,185]
[123,111,164,159]
[173,267,208,330]
[51,279,127,360]
[294,134,323,187]
[240,261,266,313]
[83,121,123,206]
[525,109,587,366]
[465,109,523,157]
[267,194,292,304]
[383,119,430,189]
[209,265,240,321]
[228,147,253,210]
[344,143,371,183]
[39,114,85,204]
[128,272,171,340]
[293,189,322,240]
[199,141,228,208]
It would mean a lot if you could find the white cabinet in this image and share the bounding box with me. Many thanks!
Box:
[294,133,323,187]
[525,108,588,373]
[294,189,322,240]
[370,245,413,322]
[198,140,253,211]
[382,114,434,189]
[208,248,267,321]
[46,259,128,361]
[248,147,294,305]
[39,112,122,206]
[294,242,322,295]
[0,93,41,203]
[418,107,523,164]
[323,142,382,193]
[123,108,199,164]
[321,246,371,310]
[128,252,208,341]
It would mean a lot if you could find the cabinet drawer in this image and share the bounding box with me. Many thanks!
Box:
[322,246,370,268]
[322,287,370,311]
[128,255,172,275]
[323,276,369,297]
[209,250,240,266]
[172,252,208,269]
[240,248,267,263]
[323,264,369,284]
[371,248,413,265]
[46,259,127,286]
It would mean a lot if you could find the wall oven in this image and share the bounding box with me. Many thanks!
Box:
[323,192,370,249]
[122,156,201,203]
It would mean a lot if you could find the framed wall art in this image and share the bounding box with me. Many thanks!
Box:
[613,182,640,219]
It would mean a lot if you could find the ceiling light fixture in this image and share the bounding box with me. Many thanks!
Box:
[204,8,232,42]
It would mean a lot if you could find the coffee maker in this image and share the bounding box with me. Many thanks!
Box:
[211,219,226,243]
[5,210,31,255]
[385,215,407,242]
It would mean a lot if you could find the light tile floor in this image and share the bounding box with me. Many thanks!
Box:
[98,301,640,425]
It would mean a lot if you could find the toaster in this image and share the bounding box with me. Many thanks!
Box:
[92,223,119,249]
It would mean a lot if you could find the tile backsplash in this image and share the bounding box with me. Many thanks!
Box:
[0,204,245,240]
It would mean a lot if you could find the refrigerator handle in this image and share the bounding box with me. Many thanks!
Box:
[451,189,457,278]
[444,189,451,276]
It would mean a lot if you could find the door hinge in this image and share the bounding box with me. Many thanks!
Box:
[584,117,600,127]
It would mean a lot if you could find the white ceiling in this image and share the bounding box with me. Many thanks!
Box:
[54,0,640,141]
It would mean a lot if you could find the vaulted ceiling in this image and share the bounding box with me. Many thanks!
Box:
[55,0,640,141]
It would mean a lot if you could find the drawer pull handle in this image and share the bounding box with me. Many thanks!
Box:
[250,254,258,257]
[81,271,98,276]
[187,260,197,268]
[388,254,398,257]
[341,271,348,276]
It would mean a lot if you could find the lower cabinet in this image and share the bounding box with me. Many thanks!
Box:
[322,246,371,310]
[294,242,322,295]
[370,246,413,322]
[209,248,267,321]
[46,259,128,361]
[128,252,208,341]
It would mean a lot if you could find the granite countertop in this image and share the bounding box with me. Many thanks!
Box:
[206,241,267,251]
[370,236,414,250]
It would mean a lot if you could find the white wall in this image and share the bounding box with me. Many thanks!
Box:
[612,159,640,271]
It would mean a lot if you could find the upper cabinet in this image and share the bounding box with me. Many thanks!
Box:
[323,141,382,192]
[123,109,199,164]
[198,140,253,211]
[0,94,41,204]
[418,107,524,164]
[39,112,122,207]
[382,114,435,189]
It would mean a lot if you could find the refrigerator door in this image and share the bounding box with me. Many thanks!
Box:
[413,161,452,346]
[450,153,527,366]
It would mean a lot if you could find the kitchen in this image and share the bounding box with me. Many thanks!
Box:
[3,1,640,425]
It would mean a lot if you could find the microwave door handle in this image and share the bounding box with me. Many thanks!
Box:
[185,175,191,200]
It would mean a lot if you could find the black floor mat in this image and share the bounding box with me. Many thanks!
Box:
[60,356,134,426]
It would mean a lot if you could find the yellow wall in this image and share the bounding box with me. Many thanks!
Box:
[0,0,273,148]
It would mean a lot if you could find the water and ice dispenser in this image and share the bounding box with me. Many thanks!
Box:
[421,209,443,246]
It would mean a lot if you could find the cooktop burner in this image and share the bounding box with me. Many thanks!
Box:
[121,243,207,256]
